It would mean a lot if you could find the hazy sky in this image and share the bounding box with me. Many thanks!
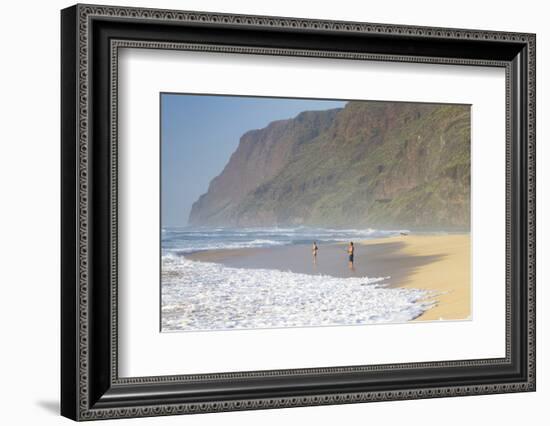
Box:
[161,94,346,227]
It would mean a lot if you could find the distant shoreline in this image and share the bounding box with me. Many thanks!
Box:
[184,233,471,322]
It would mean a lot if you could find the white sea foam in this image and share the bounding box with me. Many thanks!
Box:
[161,256,435,332]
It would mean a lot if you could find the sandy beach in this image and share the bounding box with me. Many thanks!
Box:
[359,234,470,321]
[186,233,471,323]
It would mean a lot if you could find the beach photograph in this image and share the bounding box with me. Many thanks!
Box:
[161,94,471,332]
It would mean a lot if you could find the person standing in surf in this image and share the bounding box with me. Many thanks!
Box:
[347,241,355,270]
[312,241,319,264]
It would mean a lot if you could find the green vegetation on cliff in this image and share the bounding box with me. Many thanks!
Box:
[189,101,470,229]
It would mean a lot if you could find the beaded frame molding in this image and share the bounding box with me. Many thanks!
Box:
[61,3,536,421]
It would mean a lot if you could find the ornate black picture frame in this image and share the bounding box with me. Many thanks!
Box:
[61,3,536,421]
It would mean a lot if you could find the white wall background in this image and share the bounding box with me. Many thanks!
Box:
[0,0,546,424]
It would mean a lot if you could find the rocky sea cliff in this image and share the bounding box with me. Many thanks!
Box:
[188,101,470,229]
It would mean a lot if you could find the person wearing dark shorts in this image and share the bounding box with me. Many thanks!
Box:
[347,242,355,270]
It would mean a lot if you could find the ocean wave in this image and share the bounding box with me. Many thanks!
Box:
[161,257,435,332]
[162,239,286,254]
[163,226,406,235]
[162,226,409,254]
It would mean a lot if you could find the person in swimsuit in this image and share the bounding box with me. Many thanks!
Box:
[347,241,355,270]
[312,241,319,264]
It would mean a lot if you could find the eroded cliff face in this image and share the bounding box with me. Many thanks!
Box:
[188,109,339,226]
[188,101,470,230]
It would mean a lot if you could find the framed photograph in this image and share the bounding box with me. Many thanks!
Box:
[61,4,536,421]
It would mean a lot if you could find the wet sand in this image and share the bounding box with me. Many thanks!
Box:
[186,234,471,322]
